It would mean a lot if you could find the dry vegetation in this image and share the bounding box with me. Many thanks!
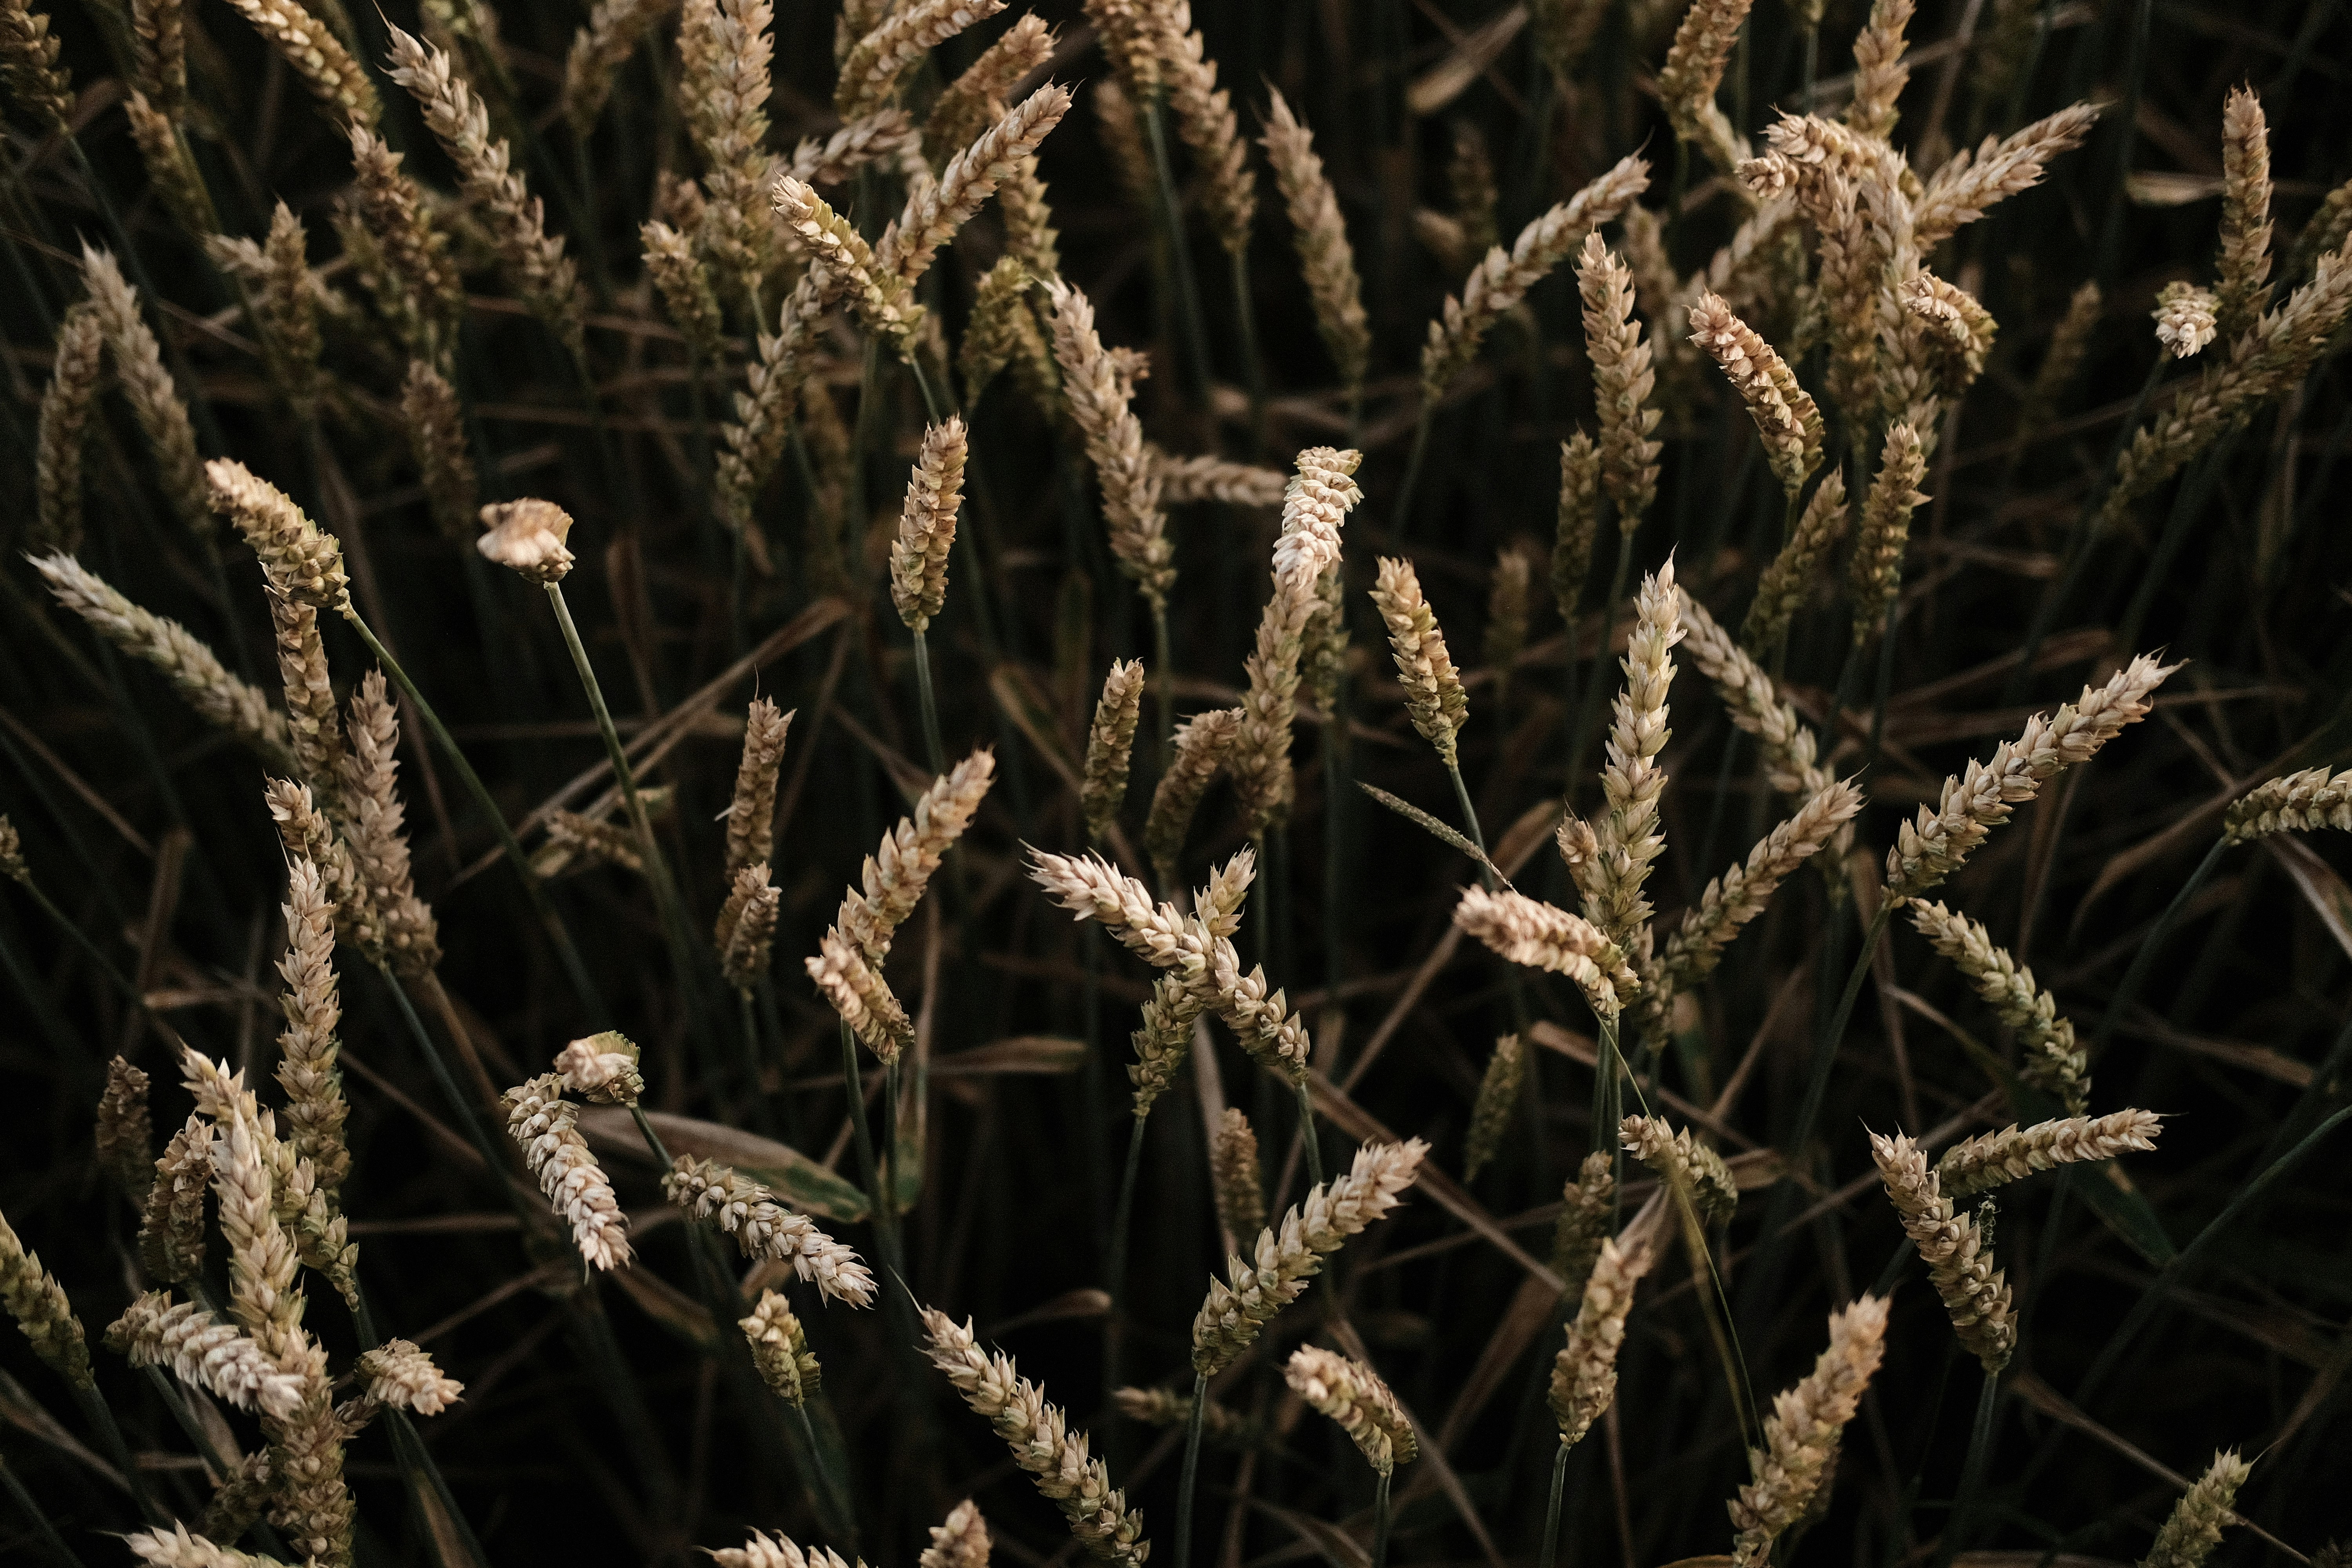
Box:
[0,0,2349,1564]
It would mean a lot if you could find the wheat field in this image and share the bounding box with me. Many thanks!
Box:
[0,0,2348,1564]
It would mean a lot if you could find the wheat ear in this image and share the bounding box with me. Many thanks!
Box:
[1143,707,1245,883]
[503,1074,631,1270]
[1550,1234,1653,1448]
[665,1156,875,1305]
[1577,232,1662,526]
[1905,899,2088,1111]
[1743,468,1849,652]
[1870,1131,2012,1371]
[927,12,1054,154]
[1049,279,1173,610]
[891,417,969,633]
[1845,421,1931,644]
[2213,88,2274,343]
[81,246,212,537]
[1262,87,1368,399]
[1369,555,1470,768]
[0,1206,91,1386]
[1689,291,1825,498]
[1082,660,1149,844]
[1287,1345,1417,1474]
[2139,1450,2252,1568]
[1935,1110,2162,1198]
[1727,1295,1890,1567]
[33,301,102,552]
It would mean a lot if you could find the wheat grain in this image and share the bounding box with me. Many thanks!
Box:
[2140,1450,2252,1568]
[1869,1131,2012,1371]
[1369,555,1470,768]
[883,83,1073,288]
[1728,1295,1889,1567]
[892,417,969,633]
[223,0,377,126]
[503,1074,632,1271]
[1905,900,2088,1112]
[837,0,1004,120]
[1936,1109,2162,1198]
[2224,764,2352,842]
[1549,1234,1652,1448]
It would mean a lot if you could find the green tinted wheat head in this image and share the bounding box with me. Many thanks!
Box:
[0,1206,91,1387]
[1620,1114,1739,1223]
[741,1288,823,1406]
[2140,1451,2253,1568]
[2223,765,2352,842]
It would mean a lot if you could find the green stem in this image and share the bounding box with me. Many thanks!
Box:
[14,879,138,1003]
[1230,247,1267,454]
[1152,600,1176,764]
[913,628,949,778]
[1105,1111,1148,1448]
[1293,1078,1324,1191]
[1564,527,1638,804]
[1538,1442,1570,1568]
[1593,1013,1624,1220]
[2091,837,2227,1059]
[882,1056,902,1231]
[1393,408,1433,536]
[1174,1369,1209,1568]
[341,609,604,1015]
[1142,98,1216,412]
[1371,1466,1394,1568]
[739,990,774,1133]
[1936,1372,2002,1568]
[1445,760,1494,882]
[0,1452,83,1568]
[377,964,514,1188]
[840,1021,891,1259]
[72,1381,160,1525]
[790,1400,854,1545]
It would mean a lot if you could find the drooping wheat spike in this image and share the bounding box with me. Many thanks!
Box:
[347,128,465,364]
[666,1156,875,1306]
[2154,282,2219,359]
[1114,1384,1254,1441]
[140,1116,211,1282]
[0,0,72,132]
[32,301,103,553]
[1657,0,1754,172]
[1905,899,2088,1111]
[1620,1114,1739,1223]
[1127,974,1205,1119]
[2214,87,2274,343]
[2225,765,2352,843]
[724,698,793,873]
[927,12,1054,154]
[642,220,726,363]
[352,1339,462,1416]
[1902,270,1996,392]
[396,361,477,543]
[1423,156,1650,399]
[1552,1152,1616,1295]
[1638,780,1865,1036]
[1886,656,2176,899]
[1455,887,1637,1020]
[1869,1131,2013,1371]
[677,0,779,305]
[1205,931,1315,1087]
[1577,232,1662,526]
[710,1531,854,1568]
[771,175,926,352]
[0,1207,91,1386]
[921,1500,992,1568]
[716,862,783,993]
[385,24,584,359]
[920,1306,1151,1567]
[207,458,350,610]
[1029,848,1219,980]
[1287,1346,1416,1475]
[550,809,644,874]
[475,497,577,584]
[838,0,1004,120]
[1192,1139,1428,1376]
[809,929,916,1062]
[884,83,1073,289]
[1484,545,1534,708]
[740,1289,822,1406]
[2140,1451,2253,1568]
[31,554,293,768]
[1842,0,1913,142]
[1463,1033,1526,1183]
[1728,1295,1890,1568]
[221,0,377,127]
[1742,469,1848,653]
[1082,661,1149,845]
[1936,1110,2163,1198]
[339,671,440,973]
[561,0,679,129]
[1911,103,2098,247]
[1675,587,1840,812]
[2102,245,2352,530]
[1553,432,1603,628]
[1049,280,1174,610]
[1579,561,1682,949]
[270,856,350,1200]
[1845,421,1930,643]
[96,1056,154,1196]
[892,417,970,633]
[1689,292,1825,499]
[1369,556,1470,769]
[713,267,831,570]
[1548,1234,1653,1448]
[1152,0,1254,255]
[551,1031,643,1106]
[833,750,996,962]
[503,1074,631,1270]
[1209,1106,1268,1245]
[1262,87,1368,398]
[81,246,213,537]
[1143,707,1243,884]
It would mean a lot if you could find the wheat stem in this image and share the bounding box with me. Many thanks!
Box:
[1565,525,1637,804]
[1231,247,1266,452]
[1371,1466,1394,1568]
[1394,408,1432,535]
[1538,1441,1569,1568]
[2091,836,2227,1060]
[71,1380,160,1525]
[1143,97,1214,410]
[1174,1368,1209,1568]
[1936,1371,2002,1568]
[0,1452,82,1568]
[913,629,948,778]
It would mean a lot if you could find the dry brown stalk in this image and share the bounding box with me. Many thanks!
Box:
[727,698,794,872]
[1421,156,1650,399]
[1192,1139,1428,1376]
[1688,291,1825,498]
[891,416,970,633]
[1369,555,1470,768]
[2214,87,2274,343]
[561,0,680,130]
[33,301,102,552]
[1082,660,1148,845]
[2154,282,2219,359]
[1211,1106,1267,1246]
[31,553,293,768]
[2223,764,2352,842]
[1886,655,2175,899]
[503,1074,632,1270]
[1263,88,1369,398]
[837,0,1005,120]
[1577,233,1662,527]
[920,1306,1149,1567]
[1935,1109,2162,1198]
[1727,1295,1889,1567]
[2140,1451,2252,1568]
[1846,421,1930,643]
[1049,280,1172,609]
[82,247,213,537]
[1549,1234,1653,1448]
[1905,899,2088,1112]
[1742,468,1849,652]
[741,1289,822,1406]
[1455,886,1637,1020]
[1287,1345,1417,1474]
[664,1155,875,1305]
[1869,1131,2013,1371]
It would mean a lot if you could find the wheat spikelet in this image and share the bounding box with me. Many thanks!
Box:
[714,267,831,566]
[716,862,783,992]
[1689,292,1825,498]
[130,0,184,107]
[642,219,726,365]
[1886,655,2175,898]
[1301,564,1350,721]
[126,1523,303,1568]
[140,1116,211,1282]
[1548,1234,1652,1448]
[2224,764,2352,842]
[1422,156,1649,399]
[1658,0,1753,162]
[1032,841,1222,969]
[30,553,294,768]
[471,499,575,586]
[1192,1139,1428,1376]
[1936,1110,2162,1198]
[195,1452,276,1548]
[268,594,347,815]
[1463,1033,1526,1182]
[1206,932,1313,1085]
[1049,280,1173,609]
[33,301,102,552]
[1620,1114,1738,1223]
[1143,706,1244,882]
[1912,104,2098,247]
[1905,899,2088,1112]
[1902,270,1996,391]
[892,417,969,632]
[503,1074,632,1270]
[920,1307,1150,1567]
[884,83,1073,288]
[1675,588,1840,818]
[0,1206,91,1387]
[838,0,1004,120]
[347,128,464,363]
[1742,469,1848,652]
[1234,450,1365,834]
[1727,1295,1889,1567]
[679,0,779,303]
[222,0,377,126]
[210,202,323,415]
[386,24,584,358]
[395,363,479,544]
[551,1031,643,1106]
[920,1500,991,1568]
[339,671,440,973]
[354,1339,463,1414]
[1552,1152,1617,1295]
[1846,421,1930,643]
[1369,556,1470,768]
[962,256,1040,406]
[1287,1345,1416,1474]
[265,780,380,957]
[1211,1106,1267,1246]
[1153,0,1253,254]
[82,247,213,537]
[272,855,349,1197]
[716,698,793,873]
[96,1056,154,1195]
[2289,174,2352,282]
[927,13,1053,154]
[809,927,916,1061]
[1579,560,1682,949]
[1113,1384,1250,1439]
[1454,886,1635,1019]
[1577,233,1662,526]
[1485,545,1534,707]
[1127,973,1206,1118]
[0,816,21,886]
[1082,661,1148,845]
[1842,0,1913,142]
[1263,88,1369,398]
[2140,1451,2253,1568]
[711,1531,855,1568]
[741,1288,822,1406]
[560,0,679,129]
[665,1155,876,1305]
[208,457,350,610]
[1869,1131,2012,1371]
[2214,87,2274,343]
[2154,281,2219,359]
